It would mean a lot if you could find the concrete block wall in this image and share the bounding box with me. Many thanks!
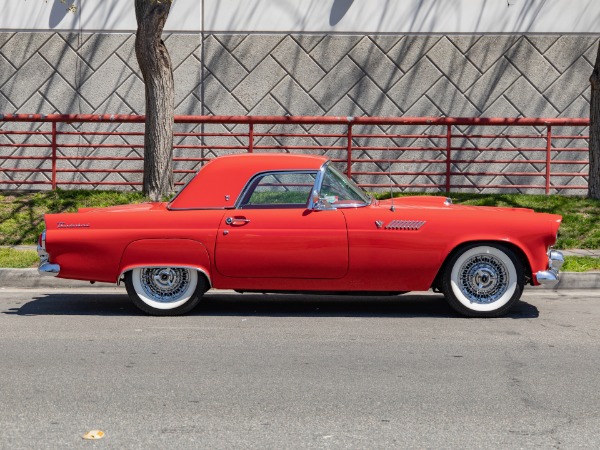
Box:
[0,32,596,192]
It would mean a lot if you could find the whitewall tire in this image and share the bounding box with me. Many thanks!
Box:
[125,267,205,316]
[442,244,524,318]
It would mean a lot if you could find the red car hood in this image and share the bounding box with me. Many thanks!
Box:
[378,196,535,213]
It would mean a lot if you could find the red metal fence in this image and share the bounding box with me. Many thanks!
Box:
[0,114,590,194]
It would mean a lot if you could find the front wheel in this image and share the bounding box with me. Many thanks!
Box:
[125,267,205,316]
[441,244,524,318]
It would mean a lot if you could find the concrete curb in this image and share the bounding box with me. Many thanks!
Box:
[1,268,599,290]
[0,269,118,289]
[542,272,600,290]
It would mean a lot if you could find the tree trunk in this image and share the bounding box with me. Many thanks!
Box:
[135,0,174,201]
[590,43,600,199]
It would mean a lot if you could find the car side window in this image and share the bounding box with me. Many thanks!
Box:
[239,172,317,208]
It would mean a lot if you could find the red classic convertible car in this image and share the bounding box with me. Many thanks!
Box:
[38,153,563,317]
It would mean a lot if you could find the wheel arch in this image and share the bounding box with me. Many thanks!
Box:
[119,265,212,289]
[117,238,212,288]
[431,240,532,291]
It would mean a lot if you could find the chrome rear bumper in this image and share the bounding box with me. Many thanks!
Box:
[37,230,60,277]
[535,250,564,286]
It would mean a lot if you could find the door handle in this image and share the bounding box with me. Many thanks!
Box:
[225,217,251,225]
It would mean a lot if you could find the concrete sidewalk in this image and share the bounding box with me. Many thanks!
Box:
[561,249,600,258]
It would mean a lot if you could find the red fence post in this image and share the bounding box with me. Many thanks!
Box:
[51,121,57,190]
[346,124,353,178]
[445,124,452,192]
[545,125,552,195]
[248,123,254,153]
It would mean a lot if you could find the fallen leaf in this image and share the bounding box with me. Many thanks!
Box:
[82,430,105,440]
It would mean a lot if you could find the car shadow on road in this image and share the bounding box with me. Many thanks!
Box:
[2,292,138,316]
[2,292,539,319]
[199,293,539,319]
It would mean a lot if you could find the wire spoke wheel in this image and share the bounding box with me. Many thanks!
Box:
[442,244,524,317]
[125,267,204,315]
[140,268,191,303]
[458,254,508,304]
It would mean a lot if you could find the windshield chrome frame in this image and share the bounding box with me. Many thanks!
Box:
[308,163,328,210]
[308,161,371,210]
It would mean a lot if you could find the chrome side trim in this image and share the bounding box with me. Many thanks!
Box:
[167,206,231,211]
[37,230,60,277]
[332,201,369,209]
[385,220,426,230]
[118,266,212,288]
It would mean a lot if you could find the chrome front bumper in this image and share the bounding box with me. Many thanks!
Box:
[37,230,60,277]
[535,250,564,286]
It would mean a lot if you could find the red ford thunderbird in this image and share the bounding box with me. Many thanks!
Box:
[38,153,563,317]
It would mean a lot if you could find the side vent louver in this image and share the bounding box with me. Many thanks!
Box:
[385,220,426,230]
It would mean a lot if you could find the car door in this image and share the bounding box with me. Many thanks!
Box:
[215,171,348,279]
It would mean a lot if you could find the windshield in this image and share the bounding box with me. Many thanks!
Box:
[320,165,371,207]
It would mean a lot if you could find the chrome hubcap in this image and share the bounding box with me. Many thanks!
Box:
[459,255,508,304]
[140,268,191,303]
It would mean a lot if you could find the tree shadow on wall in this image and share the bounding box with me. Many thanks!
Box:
[49,0,72,28]
[330,0,355,26]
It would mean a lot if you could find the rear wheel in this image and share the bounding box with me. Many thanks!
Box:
[441,244,524,318]
[125,267,205,316]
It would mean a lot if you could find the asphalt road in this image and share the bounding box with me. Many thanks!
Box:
[0,288,599,449]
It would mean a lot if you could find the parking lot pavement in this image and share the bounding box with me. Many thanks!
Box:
[0,288,599,449]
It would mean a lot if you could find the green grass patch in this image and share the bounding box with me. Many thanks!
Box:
[562,256,600,272]
[0,190,147,246]
[0,248,39,268]
[1,190,599,249]
[375,192,600,250]
[0,248,598,271]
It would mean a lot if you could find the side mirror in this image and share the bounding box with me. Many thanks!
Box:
[311,190,336,211]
